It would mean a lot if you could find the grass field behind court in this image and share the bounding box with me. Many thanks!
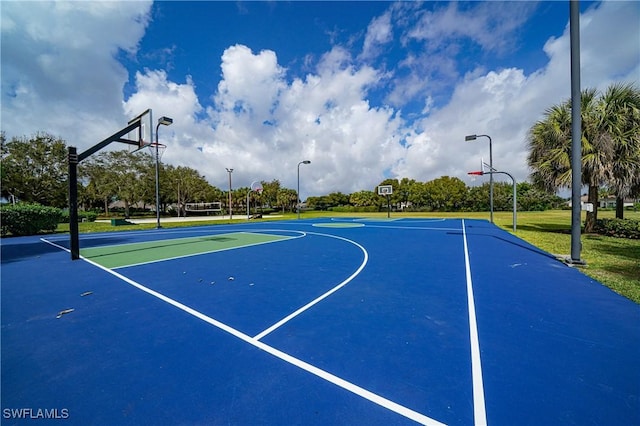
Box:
[56,209,640,304]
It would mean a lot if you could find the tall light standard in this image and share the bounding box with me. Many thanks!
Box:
[297,160,311,219]
[226,168,233,220]
[155,116,173,229]
[466,134,493,223]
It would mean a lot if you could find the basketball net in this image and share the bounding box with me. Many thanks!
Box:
[147,142,167,161]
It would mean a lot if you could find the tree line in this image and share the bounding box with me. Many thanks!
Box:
[0,132,564,216]
[307,177,564,212]
[0,134,310,216]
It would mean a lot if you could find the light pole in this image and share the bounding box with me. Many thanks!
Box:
[466,134,493,223]
[297,160,311,219]
[155,116,173,229]
[226,168,233,220]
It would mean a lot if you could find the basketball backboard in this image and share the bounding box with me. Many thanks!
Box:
[126,109,153,151]
[378,185,393,196]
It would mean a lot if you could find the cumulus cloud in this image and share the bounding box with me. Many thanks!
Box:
[198,45,404,195]
[123,69,208,161]
[1,1,152,144]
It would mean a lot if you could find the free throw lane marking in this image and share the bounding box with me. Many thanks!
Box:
[80,232,296,269]
[462,220,488,426]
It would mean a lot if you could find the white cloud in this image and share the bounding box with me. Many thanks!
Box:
[1,1,152,146]
[578,1,640,88]
[404,1,536,54]
[123,69,208,160]
[360,11,393,61]
[215,45,286,121]
[197,45,404,196]
[397,67,533,184]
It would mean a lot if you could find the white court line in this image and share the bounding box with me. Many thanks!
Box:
[40,237,446,426]
[253,231,368,340]
[461,220,488,426]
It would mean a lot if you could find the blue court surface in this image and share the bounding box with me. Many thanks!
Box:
[2,218,639,425]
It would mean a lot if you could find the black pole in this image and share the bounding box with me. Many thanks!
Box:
[569,0,585,265]
[68,147,80,260]
[386,194,391,218]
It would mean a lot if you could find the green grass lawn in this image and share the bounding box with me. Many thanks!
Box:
[56,209,640,304]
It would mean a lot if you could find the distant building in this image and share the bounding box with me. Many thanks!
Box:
[566,195,636,209]
[598,196,635,209]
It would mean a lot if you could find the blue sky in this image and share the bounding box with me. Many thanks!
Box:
[2,1,639,198]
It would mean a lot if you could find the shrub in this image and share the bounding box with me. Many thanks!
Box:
[0,203,63,236]
[594,218,640,239]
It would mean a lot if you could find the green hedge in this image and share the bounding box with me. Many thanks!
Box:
[0,203,63,236]
[594,218,640,239]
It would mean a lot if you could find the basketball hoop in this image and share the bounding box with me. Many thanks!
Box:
[250,181,263,193]
[247,181,263,220]
[468,171,484,183]
[147,142,167,161]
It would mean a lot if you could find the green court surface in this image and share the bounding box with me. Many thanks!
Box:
[81,232,291,268]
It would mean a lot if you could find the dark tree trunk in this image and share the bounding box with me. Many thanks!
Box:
[584,185,599,233]
[615,196,624,219]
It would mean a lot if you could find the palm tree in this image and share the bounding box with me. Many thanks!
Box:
[598,83,640,218]
[528,88,606,232]
[527,83,640,231]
